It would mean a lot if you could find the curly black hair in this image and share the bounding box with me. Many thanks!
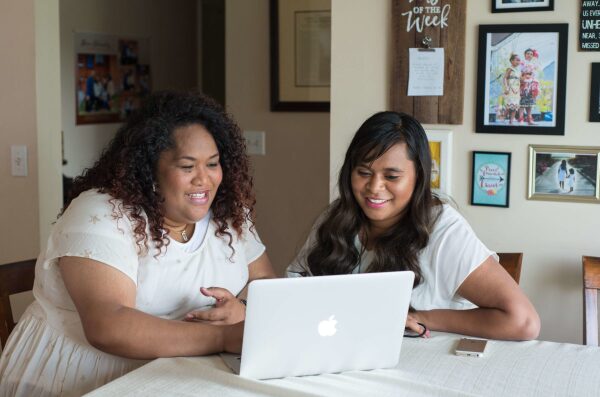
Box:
[65,90,255,256]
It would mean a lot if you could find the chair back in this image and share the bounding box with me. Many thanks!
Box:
[583,255,600,346]
[497,252,523,284]
[0,258,36,348]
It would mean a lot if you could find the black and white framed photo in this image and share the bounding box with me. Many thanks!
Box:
[476,24,568,135]
[528,145,600,203]
[590,63,600,122]
[471,151,511,208]
[492,0,554,13]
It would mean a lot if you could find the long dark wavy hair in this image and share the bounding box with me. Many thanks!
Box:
[306,111,442,287]
[65,90,255,256]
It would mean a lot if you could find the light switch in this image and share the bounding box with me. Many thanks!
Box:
[11,145,28,177]
[243,131,266,156]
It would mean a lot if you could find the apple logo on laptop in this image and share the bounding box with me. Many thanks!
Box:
[318,315,338,337]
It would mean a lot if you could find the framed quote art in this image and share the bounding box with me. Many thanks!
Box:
[475,24,568,135]
[270,0,331,112]
[471,151,511,208]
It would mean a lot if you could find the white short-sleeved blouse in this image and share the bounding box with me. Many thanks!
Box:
[0,190,265,397]
[287,204,496,310]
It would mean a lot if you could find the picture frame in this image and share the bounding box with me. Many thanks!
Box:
[74,32,151,125]
[425,130,453,195]
[528,145,600,203]
[475,24,568,135]
[269,0,330,112]
[590,63,600,122]
[471,151,511,208]
[491,0,554,13]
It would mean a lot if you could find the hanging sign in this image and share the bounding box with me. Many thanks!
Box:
[580,1,600,51]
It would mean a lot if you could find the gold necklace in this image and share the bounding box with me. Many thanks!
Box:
[166,223,190,242]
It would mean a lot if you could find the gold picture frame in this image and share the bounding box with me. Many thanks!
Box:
[270,0,331,112]
[528,145,600,203]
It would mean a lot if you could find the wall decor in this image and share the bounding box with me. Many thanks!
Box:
[75,32,151,125]
[426,130,453,195]
[476,24,568,135]
[270,0,330,112]
[471,151,511,208]
[491,0,554,13]
[528,145,600,203]
[580,1,600,51]
[390,0,466,124]
[591,63,600,121]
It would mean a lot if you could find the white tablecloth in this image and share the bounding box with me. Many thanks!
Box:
[86,332,600,397]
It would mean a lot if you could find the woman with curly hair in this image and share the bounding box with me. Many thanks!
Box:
[288,111,540,341]
[0,91,275,396]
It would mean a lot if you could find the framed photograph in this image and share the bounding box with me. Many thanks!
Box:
[492,0,554,13]
[528,145,600,203]
[590,63,600,122]
[471,151,511,208]
[270,0,331,112]
[476,24,568,135]
[75,32,151,125]
[426,130,453,195]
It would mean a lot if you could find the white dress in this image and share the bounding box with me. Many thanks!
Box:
[287,204,496,310]
[0,190,265,397]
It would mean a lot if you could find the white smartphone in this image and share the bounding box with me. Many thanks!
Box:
[455,338,488,357]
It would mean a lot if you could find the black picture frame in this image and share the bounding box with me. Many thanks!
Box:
[476,24,568,135]
[590,63,600,122]
[471,151,512,208]
[269,0,330,112]
[491,0,554,13]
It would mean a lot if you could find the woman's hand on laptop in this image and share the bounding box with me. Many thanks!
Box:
[183,287,246,325]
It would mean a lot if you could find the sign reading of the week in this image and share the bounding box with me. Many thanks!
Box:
[581,0,600,51]
[401,0,451,33]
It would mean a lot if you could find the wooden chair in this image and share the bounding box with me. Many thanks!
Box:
[0,258,36,348]
[497,252,523,284]
[583,255,600,346]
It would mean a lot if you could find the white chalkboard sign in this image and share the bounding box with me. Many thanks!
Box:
[581,1,600,51]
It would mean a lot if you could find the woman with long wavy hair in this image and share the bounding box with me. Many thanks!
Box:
[0,91,275,396]
[288,111,539,341]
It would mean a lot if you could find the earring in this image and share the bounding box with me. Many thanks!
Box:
[152,183,157,193]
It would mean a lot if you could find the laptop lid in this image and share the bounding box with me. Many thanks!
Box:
[238,271,414,380]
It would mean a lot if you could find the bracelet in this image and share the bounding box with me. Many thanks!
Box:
[239,298,247,306]
[404,322,428,338]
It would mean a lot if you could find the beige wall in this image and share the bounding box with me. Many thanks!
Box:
[331,0,600,344]
[0,0,40,263]
[226,0,330,275]
[60,0,198,178]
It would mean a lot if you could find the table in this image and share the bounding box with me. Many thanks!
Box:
[86,332,600,397]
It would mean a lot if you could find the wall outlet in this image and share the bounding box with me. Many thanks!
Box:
[243,131,266,156]
[11,145,28,177]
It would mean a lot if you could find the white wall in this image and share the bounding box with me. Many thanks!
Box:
[60,0,198,178]
[331,0,600,344]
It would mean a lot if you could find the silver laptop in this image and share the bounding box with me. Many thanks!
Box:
[221,271,414,380]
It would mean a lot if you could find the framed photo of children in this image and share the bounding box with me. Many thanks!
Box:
[590,63,600,122]
[491,0,554,13]
[475,24,568,135]
[425,130,453,195]
[527,145,600,203]
[471,151,511,208]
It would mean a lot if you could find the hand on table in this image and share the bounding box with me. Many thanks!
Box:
[183,287,246,325]
[406,312,430,338]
